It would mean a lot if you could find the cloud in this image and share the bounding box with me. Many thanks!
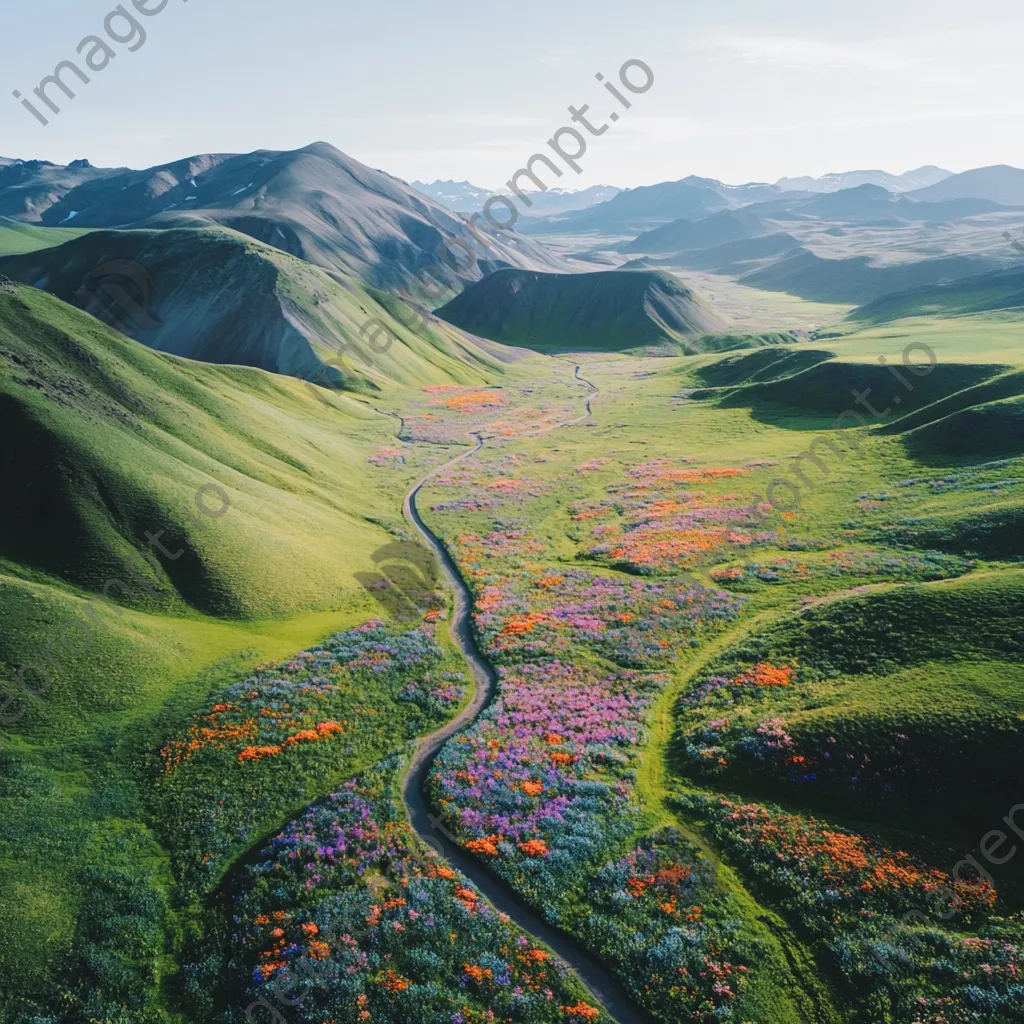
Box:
[709,26,1024,77]
[711,34,914,72]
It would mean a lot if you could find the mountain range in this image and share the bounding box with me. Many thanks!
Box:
[775,166,952,193]
[2,147,1023,375]
[412,179,622,216]
[31,143,569,296]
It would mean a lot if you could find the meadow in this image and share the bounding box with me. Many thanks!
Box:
[1,290,1022,1023]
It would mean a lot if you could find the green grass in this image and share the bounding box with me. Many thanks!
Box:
[436,267,726,353]
[0,216,89,255]
[2,273,1022,1023]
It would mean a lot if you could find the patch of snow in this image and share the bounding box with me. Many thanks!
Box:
[60,210,78,223]
[231,182,254,196]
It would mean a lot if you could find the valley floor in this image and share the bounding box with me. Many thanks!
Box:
[2,319,1023,1024]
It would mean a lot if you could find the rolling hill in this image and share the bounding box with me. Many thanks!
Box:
[523,178,731,234]
[850,266,1024,323]
[0,217,89,256]
[620,209,766,254]
[756,183,1008,224]
[740,247,1004,304]
[436,267,727,353]
[38,143,569,295]
[0,283,408,625]
[0,228,518,392]
[674,232,802,273]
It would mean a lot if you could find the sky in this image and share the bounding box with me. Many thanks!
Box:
[3,0,1023,189]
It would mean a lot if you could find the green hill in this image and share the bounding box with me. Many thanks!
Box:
[0,228,517,391]
[672,572,1024,833]
[850,267,1024,324]
[436,267,728,353]
[0,216,88,256]
[0,283,465,741]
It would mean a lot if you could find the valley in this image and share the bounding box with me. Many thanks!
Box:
[0,141,1022,1024]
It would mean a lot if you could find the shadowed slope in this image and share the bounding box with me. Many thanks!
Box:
[0,228,524,391]
[437,268,727,353]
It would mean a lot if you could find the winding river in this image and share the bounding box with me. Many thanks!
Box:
[400,367,648,1024]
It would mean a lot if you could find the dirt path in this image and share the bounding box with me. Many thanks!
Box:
[400,368,650,1024]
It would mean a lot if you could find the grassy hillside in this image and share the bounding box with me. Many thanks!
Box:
[741,247,1001,304]
[437,267,729,353]
[850,266,1024,323]
[0,284,464,739]
[0,228,520,392]
[0,282,515,1021]
[0,216,89,256]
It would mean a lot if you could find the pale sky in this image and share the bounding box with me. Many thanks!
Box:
[3,0,1022,188]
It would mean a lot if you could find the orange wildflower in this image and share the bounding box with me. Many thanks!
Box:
[735,663,794,688]
[466,835,502,856]
[238,744,283,762]
[561,1003,600,1020]
[518,839,549,857]
[378,969,412,992]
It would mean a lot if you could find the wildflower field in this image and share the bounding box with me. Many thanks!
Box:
[3,332,1022,1024]
[153,620,469,895]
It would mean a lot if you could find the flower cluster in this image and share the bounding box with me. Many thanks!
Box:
[711,549,970,588]
[566,460,779,576]
[430,661,663,904]
[467,566,745,669]
[676,793,1019,1023]
[154,620,464,894]
[202,759,603,1023]
[577,829,752,1021]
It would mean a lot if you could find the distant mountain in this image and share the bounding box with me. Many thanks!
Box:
[0,228,514,391]
[684,177,791,205]
[909,165,1024,206]
[413,179,622,216]
[620,209,766,254]
[740,247,1004,304]
[39,143,569,296]
[850,266,1024,323]
[523,178,731,234]
[411,180,494,211]
[776,166,952,193]
[436,267,727,353]
[755,184,1009,224]
[0,158,117,222]
[674,233,802,273]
